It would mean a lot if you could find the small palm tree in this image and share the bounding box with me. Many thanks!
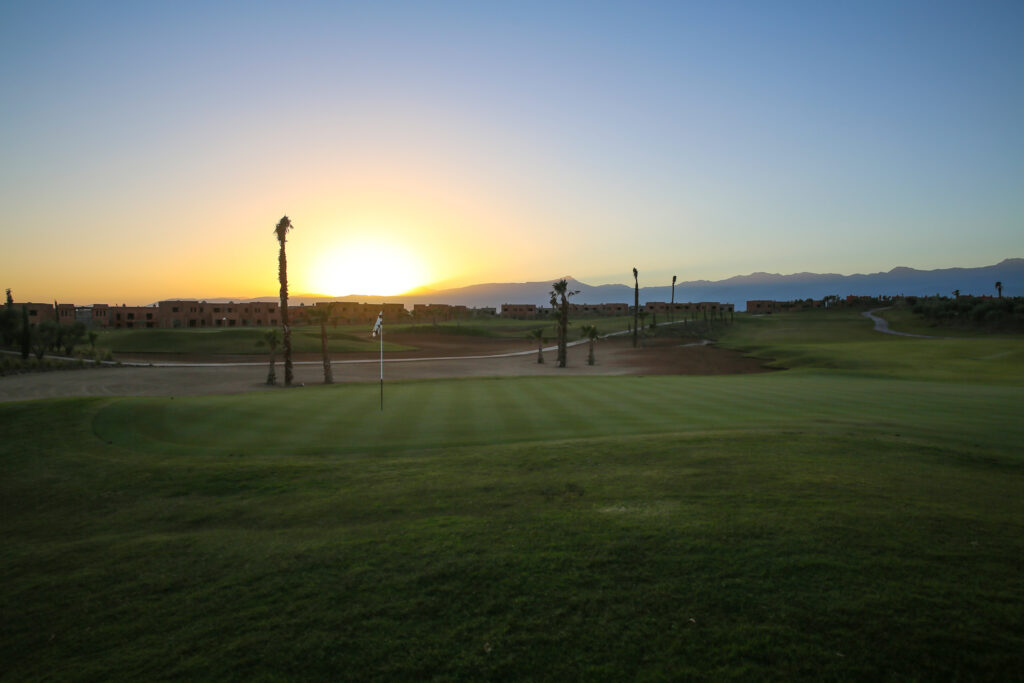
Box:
[581,324,599,365]
[996,281,1003,298]
[260,329,280,385]
[549,279,579,368]
[527,328,546,364]
[306,305,335,384]
[274,216,294,386]
[953,289,960,300]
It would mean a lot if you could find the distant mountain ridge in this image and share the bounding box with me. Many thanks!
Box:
[178,259,1022,312]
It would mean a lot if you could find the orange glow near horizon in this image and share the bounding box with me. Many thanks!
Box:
[307,238,430,297]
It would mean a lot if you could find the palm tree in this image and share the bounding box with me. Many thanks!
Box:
[260,329,280,385]
[637,310,649,347]
[549,279,579,368]
[953,289,960,300]
[670,274,677,322]
[581,324,599,365]
[996,281,1003,298]
[632,267,639,348]
[274,216,294,386]
[526,328,546,364]
[305,305,335,384]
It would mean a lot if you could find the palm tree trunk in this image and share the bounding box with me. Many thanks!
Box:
[279,242,293,386]
[266,349,276,385]
[537,340,544,364]
[321,322,333,384]
[558,299,568,367]
[633,272,639,348]
[588,339,595,365]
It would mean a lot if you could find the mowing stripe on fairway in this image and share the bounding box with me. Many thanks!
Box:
[90,373,1024,458]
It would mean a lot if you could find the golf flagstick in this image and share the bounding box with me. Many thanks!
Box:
[371,311,383,410]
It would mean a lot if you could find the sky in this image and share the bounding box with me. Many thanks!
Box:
[2,0,1022,304]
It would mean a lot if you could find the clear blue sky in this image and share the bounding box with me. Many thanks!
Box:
[1,1,1021,302]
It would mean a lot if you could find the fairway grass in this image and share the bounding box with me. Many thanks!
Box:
[3,312,1024,679]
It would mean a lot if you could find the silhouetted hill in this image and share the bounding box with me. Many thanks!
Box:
[185,259,1022,311]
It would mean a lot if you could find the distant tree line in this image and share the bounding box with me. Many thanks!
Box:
[908,295,1024,329]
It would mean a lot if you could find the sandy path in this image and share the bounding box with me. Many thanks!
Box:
[0,331,770,403]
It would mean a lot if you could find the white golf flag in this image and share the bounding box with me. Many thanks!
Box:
[371,312,383,337]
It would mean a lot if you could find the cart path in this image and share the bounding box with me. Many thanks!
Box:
[862,308,944,338]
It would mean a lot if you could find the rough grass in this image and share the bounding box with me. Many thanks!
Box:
[3,311,1023,680]
[875,306,995,337]
[722,310,1024,383]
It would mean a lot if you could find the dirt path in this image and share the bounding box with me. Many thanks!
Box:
[862,308,943,338]
[0,329,771,402]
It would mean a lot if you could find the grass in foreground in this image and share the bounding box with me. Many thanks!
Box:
[3,364,1024,679]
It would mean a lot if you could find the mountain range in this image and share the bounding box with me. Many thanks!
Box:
[195,259,1023,312]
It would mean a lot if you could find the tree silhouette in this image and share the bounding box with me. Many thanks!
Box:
[274,216,294,386]
[259,329,280,385]
[581,324,599,365]
[527,328,546,364]
[637,310,649,347]
[953,289,960,300]
[62,322,86,355]
[632,267,639,348]
[670,274,677,322]
[996,281,1003,298]
[549,279,578,368]
[306,305,335,384]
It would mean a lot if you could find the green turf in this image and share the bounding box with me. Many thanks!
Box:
[3,311,1023,679]
[722,310,1024,383]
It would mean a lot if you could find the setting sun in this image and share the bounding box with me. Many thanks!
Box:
[309,240,429,297]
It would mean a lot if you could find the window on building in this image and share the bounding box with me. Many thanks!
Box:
[172,307,179,313]
[213,307,221,313]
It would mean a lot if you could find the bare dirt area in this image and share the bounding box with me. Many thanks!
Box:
[0,333,773,402]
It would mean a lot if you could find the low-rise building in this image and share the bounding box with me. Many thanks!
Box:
[501,304,538,320]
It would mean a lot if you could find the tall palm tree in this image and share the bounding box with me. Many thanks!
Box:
[527,328,546,364]
[274,216,294,386]
[996,281,1003,298]
[632,267,639,348]
[581,324,599,365]
[306,305,335,384]
[549,279,578,368]
[637,310,648,347]
[261,329,280,385]
[670,274,677,322]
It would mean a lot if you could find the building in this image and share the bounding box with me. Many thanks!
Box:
[20,302,57,325]
[500,304,538,320]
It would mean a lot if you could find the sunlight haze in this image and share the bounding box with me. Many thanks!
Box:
[1,1,1021,303]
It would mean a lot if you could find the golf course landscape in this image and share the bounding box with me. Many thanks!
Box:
[2,309,1022,679]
